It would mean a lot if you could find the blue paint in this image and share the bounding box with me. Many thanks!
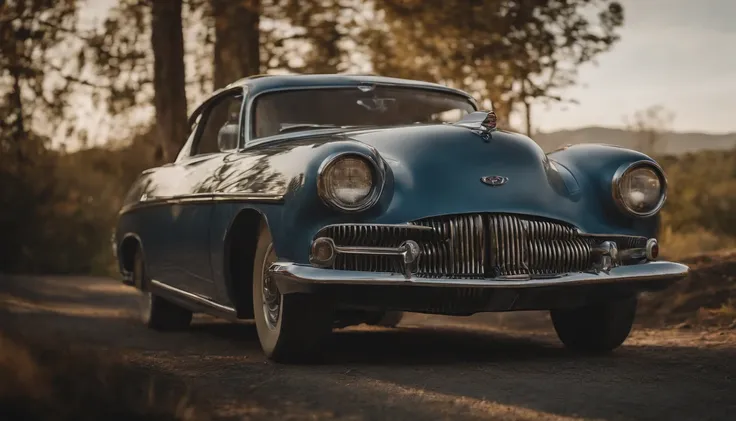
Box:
[115,75,663,306]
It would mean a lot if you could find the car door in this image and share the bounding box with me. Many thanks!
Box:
[155,89,245,299]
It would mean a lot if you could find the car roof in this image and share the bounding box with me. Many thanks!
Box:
[223,74,476,103]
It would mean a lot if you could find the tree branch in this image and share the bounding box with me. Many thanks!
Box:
[45,62,110,89]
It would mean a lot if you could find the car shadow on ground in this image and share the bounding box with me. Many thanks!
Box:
[186,319,736,421]
[189,320,566,365]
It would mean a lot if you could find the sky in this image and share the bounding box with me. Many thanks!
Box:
[78,0,736,143]
[532,0,736,134]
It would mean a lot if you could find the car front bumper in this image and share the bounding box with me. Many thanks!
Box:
[270,260,689,292]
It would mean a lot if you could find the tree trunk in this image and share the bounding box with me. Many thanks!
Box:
[522,78,532,136]
[9,65,25,161]
[151,0,188,163]
[212,0,261,90]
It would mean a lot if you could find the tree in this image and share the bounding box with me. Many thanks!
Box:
[0,0,80,272]
[368,0,624,133]
[264,0,363,74]
[88,0,208,162]
[151,0,188,162]
[211,0,261,89]
[0,0,80,145]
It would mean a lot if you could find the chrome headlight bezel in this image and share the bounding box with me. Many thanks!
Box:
[317,152,384,212]
[611,160,668,218]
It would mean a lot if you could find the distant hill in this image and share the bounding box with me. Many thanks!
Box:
[532,126,736,155]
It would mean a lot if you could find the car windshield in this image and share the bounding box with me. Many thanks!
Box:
[252,86,476,139]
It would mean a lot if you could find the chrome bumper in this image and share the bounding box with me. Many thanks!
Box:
[269,261,688,290]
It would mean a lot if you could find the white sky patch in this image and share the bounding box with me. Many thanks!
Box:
[533,0,736,134]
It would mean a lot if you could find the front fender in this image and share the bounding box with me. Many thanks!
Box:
[547,143,662,237]
[271,139,396,259]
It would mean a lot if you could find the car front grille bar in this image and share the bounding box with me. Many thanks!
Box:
[315,213,645,278]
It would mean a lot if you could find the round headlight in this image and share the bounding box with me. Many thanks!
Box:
[318,153,381,211]
[612,161,667,217]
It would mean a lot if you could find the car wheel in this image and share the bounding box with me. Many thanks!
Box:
[252,222,333,363]
[133,247,192,331]
[366,311,404,328]
[550,296,637,354]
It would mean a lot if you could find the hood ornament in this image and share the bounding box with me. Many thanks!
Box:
[453,110,498,142]
[481,175,508,187]
[454,110,497,130]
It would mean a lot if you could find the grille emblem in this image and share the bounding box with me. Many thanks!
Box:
[481,175,508,187]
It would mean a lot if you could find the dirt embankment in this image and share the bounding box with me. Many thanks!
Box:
[638,250,736,328]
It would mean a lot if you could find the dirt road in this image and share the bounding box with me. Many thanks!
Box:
[1,275,735,421]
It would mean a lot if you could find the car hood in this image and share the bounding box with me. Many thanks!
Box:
[338,124,585,226]
[225,124,657,262]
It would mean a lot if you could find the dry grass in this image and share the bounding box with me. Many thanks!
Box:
[637,249,736,328]
[0,330,209,421]
[659,227,736,260]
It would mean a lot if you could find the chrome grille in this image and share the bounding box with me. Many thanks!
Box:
[318,214,605,278]
[334,253,403,274]
[510,216,592,276]
[410,214,592,278]
[317,224,436,273]
[413,214,485,278]
[316,223,436,248]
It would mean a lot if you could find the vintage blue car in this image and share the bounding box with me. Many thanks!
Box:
[114,74,689,362]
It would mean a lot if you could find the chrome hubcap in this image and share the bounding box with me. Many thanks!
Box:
[261,244,281,330]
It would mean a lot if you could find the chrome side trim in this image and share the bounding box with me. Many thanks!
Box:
[335,242,409,257]
[611,160,668,218]
[149,279,237,318]
[311,237,421,278]
[269,261,689,289]
[119,192,285,215]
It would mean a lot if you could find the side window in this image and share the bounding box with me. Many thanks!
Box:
[193,93,243,155]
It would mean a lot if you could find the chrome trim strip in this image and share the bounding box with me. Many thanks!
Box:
[575,230,645,240]
[321,223,435,232]
[119,192,285,215]
[611,160,668,218]
[150,279,237,316]
[269,261,688,289]
[335,243,407,256]
[310,237,421,278]
[316,151,385,213]
[618,247,647,261]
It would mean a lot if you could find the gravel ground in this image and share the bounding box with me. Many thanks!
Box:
[1,274,735,421]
